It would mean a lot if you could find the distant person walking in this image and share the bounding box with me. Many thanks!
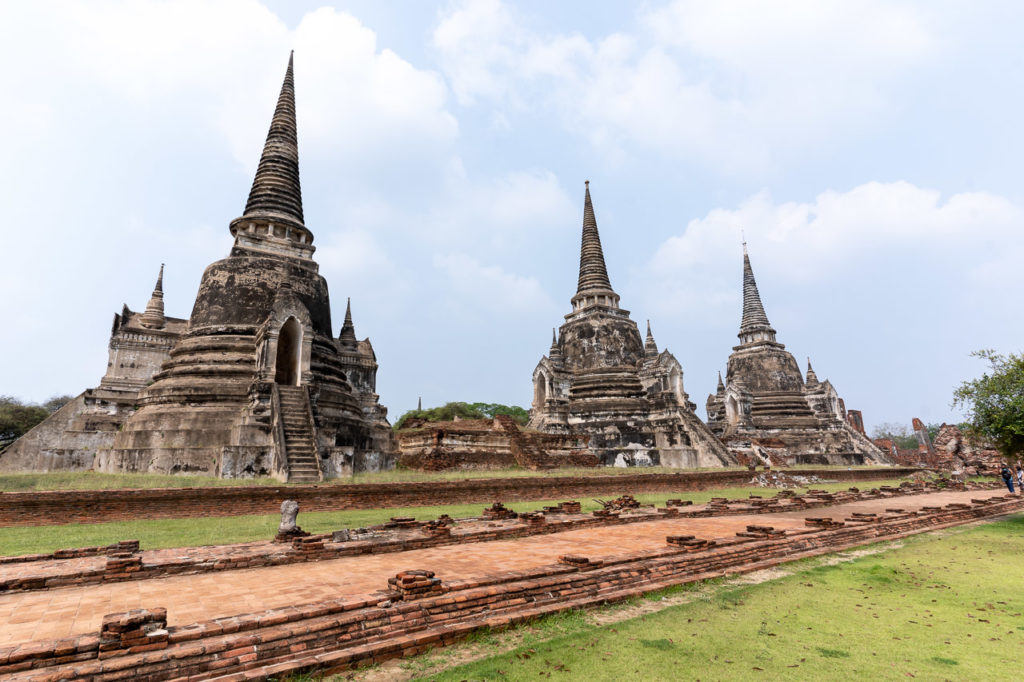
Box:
[1000,463,1015,493]
[1016,465,1023,492]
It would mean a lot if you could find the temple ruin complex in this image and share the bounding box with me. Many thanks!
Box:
[0,55,396,481]
[528,182,735,468]
[705,244,889,466]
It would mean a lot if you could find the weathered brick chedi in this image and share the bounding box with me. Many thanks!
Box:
[529,183,735,468]
[705,244,889,465]
[0,55,396,481]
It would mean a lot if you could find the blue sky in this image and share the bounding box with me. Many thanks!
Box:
[1,1,1022,435]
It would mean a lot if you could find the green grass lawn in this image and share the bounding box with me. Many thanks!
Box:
[0,480,911,556]
[0,464,904,492]
[409,514,1024,681]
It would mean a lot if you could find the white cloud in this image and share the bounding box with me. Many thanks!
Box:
[0,1,457,175]
[424,168,577,248]
[432,252,556,314]
[431,0,938,172]
[644,181,1022,319]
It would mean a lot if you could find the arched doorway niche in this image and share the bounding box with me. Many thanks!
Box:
[275,317,303,386]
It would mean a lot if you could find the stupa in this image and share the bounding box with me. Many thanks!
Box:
[1,55,396,480]
[705,244,889,465]
[528,182,734,467]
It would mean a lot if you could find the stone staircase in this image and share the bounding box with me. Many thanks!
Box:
[277,385,321,483]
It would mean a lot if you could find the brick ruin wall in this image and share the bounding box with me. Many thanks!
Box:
[0,481,970,593]
[888,423,1002,473]
[1,490,1019,681]
[395,416,596,471]
[0,467,921,527]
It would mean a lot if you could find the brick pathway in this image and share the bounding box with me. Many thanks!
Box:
[0,489,1008,647]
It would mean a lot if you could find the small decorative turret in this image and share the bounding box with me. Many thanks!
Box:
[738,242,777,345]
[548,328,563,364]
[339,298,358,348]
[139,264,166,329]
[644,320,659,357]
[716,371,725,396]
[805,358,819,388]
[570,181,620,312]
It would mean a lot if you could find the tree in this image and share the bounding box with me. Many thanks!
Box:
[953,349,1024,459]
[42,394,75,413]
[466,402,529,425]
[871,422,917,451]
[394,401,529,430]
[0,396,49,451]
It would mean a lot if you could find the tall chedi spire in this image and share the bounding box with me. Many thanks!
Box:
[339,298,358,348]
[571,181,620,312]
[230,52,314,258]
[139,264,166,329]
[737,242,777,345]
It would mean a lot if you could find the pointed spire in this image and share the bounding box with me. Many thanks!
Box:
[805,358,819,387]
[243,52,303,226]
[644,319,658,356]
[571,181,618,312]
[417,396,422,411]
[140,264,166,329]
[738,242,776,343]
[339,297,358,348]
[716,371,725,395]
[549,327,563,364]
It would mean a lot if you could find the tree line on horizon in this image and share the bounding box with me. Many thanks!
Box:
[393,402,529,430]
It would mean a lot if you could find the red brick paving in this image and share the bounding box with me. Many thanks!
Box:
[0,488,1007,648]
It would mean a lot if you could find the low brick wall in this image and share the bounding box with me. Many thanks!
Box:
[1,493,1019,681]
[0,481,986,594]
[0,467,921,527]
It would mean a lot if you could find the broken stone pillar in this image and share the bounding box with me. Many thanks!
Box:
[846,410,866,435]
[912,418,935,456]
